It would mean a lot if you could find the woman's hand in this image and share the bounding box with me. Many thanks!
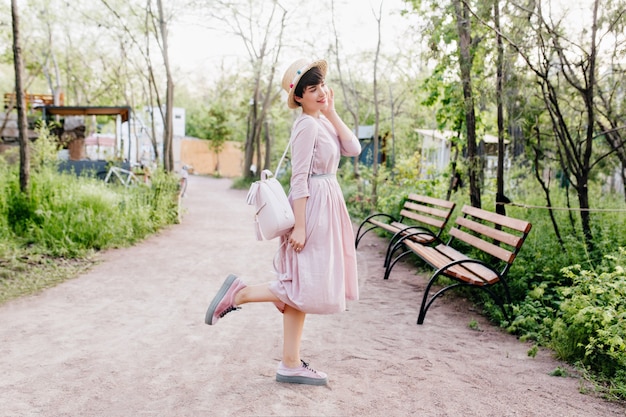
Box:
[321,86,336,117]
[288,227,306,253]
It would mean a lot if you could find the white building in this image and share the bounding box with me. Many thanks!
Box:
[416,128,510,177]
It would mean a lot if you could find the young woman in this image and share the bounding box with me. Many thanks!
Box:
[205,58,361,386]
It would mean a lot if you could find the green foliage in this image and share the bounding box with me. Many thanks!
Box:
[0,164,179,258]
[30,123,61,170]
[549,366,569,377]
[468,319,480,331]
[551,259,626,381]
[343,161,452,223]
[186,103,232,150]
[507,282,557,344]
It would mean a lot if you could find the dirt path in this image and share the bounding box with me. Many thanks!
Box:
[1,175,624,417]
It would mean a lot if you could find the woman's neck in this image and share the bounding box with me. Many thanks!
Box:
[302,108,320,118]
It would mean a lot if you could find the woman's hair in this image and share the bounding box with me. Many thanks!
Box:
[293,66,324,106]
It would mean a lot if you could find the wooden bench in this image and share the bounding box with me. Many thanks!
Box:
[354,193,456,269]
[384,205,532,325]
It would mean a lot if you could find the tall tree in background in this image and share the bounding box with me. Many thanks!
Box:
[11,0,30,193]
[99,0,180,169]
[408,0,488,207]
[371,1,384,208]
[202,0,287,180]
[595,10,626,201]
[38,2,63,107]
[504,0,619,251]
[453,0,481,208]
[155,0,174,171]
[493,0,506,216]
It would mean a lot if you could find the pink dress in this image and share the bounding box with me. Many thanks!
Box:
[269,114,361,314]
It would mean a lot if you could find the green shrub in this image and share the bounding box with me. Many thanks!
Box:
[1,164,179,257]
[551,256,626,383]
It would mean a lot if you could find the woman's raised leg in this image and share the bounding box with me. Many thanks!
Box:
[234,283,280,305]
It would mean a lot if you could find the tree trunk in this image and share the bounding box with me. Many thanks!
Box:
[577,176,593,249]
[371,2,383,208]
[157,0,174,172]
[572,0,599,252]
[263,118,271,172]
[12,0,30,193]
[453,0,480,208]
[494,0,506,216]
[244,98,254,177]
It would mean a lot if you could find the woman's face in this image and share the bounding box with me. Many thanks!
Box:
[296,81,328,113]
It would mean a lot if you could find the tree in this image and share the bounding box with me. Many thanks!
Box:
[407,0,490,208]
[502,0,624,251]
[595,15,626,200]
[155,0,174,172]
[98,0,183,169]
[11,0,30,193]
[187,104,232,175]
[453,0,481,208]
[371,1,384,207]
[493,0,507,216]
[330,0,363,178]
[199,0,287,179]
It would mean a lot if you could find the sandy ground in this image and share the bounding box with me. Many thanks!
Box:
[1,175,625,417]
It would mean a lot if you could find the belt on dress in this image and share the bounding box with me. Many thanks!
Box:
[310,173,336,179]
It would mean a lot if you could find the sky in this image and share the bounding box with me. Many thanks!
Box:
[164,0,607,90]
[166,0,414,87]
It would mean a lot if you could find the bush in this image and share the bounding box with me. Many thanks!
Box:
[0,164,180,258]
[550,255,626,397]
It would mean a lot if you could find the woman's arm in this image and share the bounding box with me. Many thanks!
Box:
[321,87,361,156]
[288,197,307,251]
[321,87,353,142]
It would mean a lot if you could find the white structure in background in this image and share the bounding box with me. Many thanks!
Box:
[84,134,116,161]
[415,128,510,178]
[134,107,186,169]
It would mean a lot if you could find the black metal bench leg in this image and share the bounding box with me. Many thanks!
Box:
[417,271,444,324]
[384,239,404,268]
[383,249,411,280]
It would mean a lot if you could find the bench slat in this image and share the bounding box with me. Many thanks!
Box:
[463,205,532,233]
[449,227,515,263]
[404,201,453,219]
[406,241,498,285]
[369,219,400,233]
[400,209,446,229]
[455,216,524,249]
[407,193,456,210]
[435,245,499,284]
[369,219,435,244]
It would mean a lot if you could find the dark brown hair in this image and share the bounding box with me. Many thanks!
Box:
[293,66,325,107]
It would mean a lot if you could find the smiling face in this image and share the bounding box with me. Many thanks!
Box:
[293,66,327,115]
[295,82,328,115]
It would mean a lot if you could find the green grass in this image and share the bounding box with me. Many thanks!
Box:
[0,138,180,305]
[0,246,98,304]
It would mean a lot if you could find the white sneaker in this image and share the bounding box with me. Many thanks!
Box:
[276,360,328,386]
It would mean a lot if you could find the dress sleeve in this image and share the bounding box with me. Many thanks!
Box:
[320,116,361,157]
[289,116,317,200]
[339,133,361,157]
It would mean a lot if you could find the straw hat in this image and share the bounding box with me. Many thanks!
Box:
[281,58,328,109]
